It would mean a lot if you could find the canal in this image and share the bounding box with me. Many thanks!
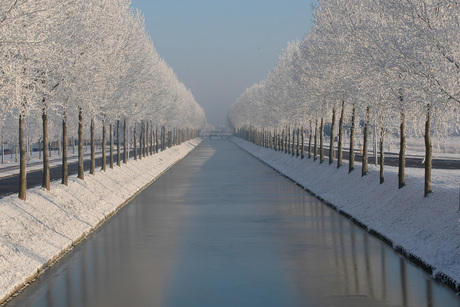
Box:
[7,139,460,307]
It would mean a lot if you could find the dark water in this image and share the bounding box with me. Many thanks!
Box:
[8,139,460,307]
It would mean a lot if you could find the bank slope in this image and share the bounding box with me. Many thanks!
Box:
[232,137,460,291]
[0,139,201,304]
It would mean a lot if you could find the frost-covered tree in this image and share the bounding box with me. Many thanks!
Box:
[227,0,459,197]
[1,0,207,199]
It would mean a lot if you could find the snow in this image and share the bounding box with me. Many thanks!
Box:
[232,137,460,291]
[0,139,201,304]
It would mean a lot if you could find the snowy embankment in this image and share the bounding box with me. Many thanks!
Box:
[0,139,201,304]
[232,137,460,291]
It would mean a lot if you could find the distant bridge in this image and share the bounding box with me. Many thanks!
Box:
[205,131,232,139]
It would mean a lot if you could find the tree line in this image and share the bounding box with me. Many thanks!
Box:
[228,0,459,197]
[0,0,206,200]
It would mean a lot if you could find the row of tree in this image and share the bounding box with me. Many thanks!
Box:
[228,0,459,197]
[236,124,382,180]
[1,0,207,200]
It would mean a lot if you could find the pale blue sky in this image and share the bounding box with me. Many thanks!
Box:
[129,0,316,127]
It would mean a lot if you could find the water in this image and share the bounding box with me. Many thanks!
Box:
[7,139,460,307]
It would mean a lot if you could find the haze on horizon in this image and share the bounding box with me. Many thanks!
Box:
[129,0,317,128]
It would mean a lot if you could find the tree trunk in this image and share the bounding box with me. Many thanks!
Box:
[295,128,300,157]
[270,131,273,149]
[144,123,147,156]
[167,129,170,148]
[147,122,150,155]
[283,127,286,153]
[101,118,106,172]
[161,126,164,151]
[301,127,304,159]
[284,128,287,152]
[1,132,3,164]
[90,114,95,175]
[143,122,146,157]
[177,128,180,146]
[261,129,264,147]
[337,102,344,168]
[78,107,84,180]
[110,123,114,169]
[281,129,285,152]
[42,110,50,190]
[380,127,385,184]
[19,114,27,200]
[291,128,295,156]
[424,106,432,196]
[152,127,155,154]
[308,121,312,159]
[164,126,167,150]
[320,118,324,163]
[139,122,143,160]
[155,127,159,153]
[62,114,68,185]
[373,124,378,166]
[276,131,283,151]
[143,123,146,156]
[168,130,172,148]
[398,110,406,189]
[134,123,137,161]
[276,130,283,151]
[160,126,163,151]
[151,124,154,154]
[146,124,149,153]
[349,105,355,173]
[152,126,156,154]
[266,129,268,148]
[117,120,121,166]
[287,126,291,155]
[329,107,336,165]
[123,119,127,163]
[314,120,318,161]
[362,106,370,176]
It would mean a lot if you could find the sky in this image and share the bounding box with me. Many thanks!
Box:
[129,0,317,128]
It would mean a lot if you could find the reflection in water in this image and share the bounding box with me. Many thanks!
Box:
[7,140,460,307]
[278,184,456,307]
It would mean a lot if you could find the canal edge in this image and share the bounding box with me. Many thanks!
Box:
[0,139,203,307]
[231,138,460,295]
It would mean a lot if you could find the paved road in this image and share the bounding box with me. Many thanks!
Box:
[283,145,459,169]
[0,149,141,197]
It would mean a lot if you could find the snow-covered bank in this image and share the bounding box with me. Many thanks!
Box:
[232,137,460,292]
[0,139,201,304]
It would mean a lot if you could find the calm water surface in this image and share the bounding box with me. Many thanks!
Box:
[7,139,460,307]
